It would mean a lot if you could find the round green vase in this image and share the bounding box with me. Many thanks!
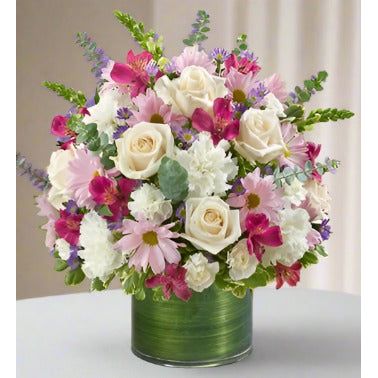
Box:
[131,285,252,367]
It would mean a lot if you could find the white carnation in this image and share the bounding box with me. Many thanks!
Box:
[263,208,312,266]
[263,93,286,117]
[282,178,307,206]
[227,239,259,281]
[184,252,219,292]
[78,211,124,281]
[128,183,172,224]
[175,132,238,197]
[55,238,71,261]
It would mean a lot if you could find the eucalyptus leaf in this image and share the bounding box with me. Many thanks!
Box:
[65,267,85,286]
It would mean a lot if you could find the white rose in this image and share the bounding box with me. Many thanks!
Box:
[113,122,174,179]
[55,238,71,260]
[47,148,75,209]
[234,108,285,164]
[227,239,259,281]
[183,197,241,255]
[128,183,172,224]
[184,252,219,292]
[263,93,286,117]
[155,65,228,117]
[304,180,331,219]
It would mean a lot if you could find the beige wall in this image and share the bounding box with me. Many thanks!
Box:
[17,0,360,299]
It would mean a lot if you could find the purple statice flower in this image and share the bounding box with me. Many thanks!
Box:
[231,178,246,196]
[65,200,79,214]
[319,219,332,241]
[249,82,268,106]
[210,48,231,62]
[175,203,186,224]
[146,60,159,77]
[165,61,178,74]
[177,128,198,149]
[113,125,129,140]
[232,102,248,116]
[262,165,274,176]
[289,91,299,103]
[240,50,255,61]
[75,32,110,80]
[67,246,79,269]
[16,153,51,191]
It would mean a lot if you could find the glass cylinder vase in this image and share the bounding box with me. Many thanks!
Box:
[131,285,252,367]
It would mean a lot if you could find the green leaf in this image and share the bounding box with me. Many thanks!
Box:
[299,252,319,268]
[317,70,328,82]
[99,132,109,147]
[91,277,105,291]
[158,157,189,203]
[231,286,247,298]
[65,267,85,286]
[284,104,305,120]
[315,244,328,257]
[43,81,87,107]
[54,258,68,272]
[243,265,271,289]
[97,205,113,216]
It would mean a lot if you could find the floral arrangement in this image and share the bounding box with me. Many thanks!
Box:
[21,10,354,302]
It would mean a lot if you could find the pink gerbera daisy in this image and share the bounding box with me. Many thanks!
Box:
[279,124,308,169]
[128,89,185,126]
[228,168,283,228]
[67,149,104,208]
[115,219,182,274]
[225,68,255,103]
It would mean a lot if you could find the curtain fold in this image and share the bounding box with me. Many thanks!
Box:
[153,0,360,294]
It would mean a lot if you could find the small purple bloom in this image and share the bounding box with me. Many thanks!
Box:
[146,60,159,77]
[249,82,268,106]
[67,246,79,269]
[65,200,79,214]
[175,203,186,224]
[116,107,132,121]
[113,125,129,140]
[231,178,246,195]
[239,50,255,61]
[319,219,332,241]
[177,128,198,148]
[289,92,299,103]
[210,48,230,62]
[232,102,248,115]
[165,62,177,74]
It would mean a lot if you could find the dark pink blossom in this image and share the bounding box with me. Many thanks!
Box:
[307,142,322,181]
[89,176,137,221]
[275,261,302,289]
[110,50,153,97]
[225,53,261,76]
[245,213,283,262]
[191,98,239,145]
[145,264,192,301]
[55,210,83,245]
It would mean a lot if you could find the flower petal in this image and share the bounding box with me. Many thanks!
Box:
[110,63,134,84]
[191,108,214,133]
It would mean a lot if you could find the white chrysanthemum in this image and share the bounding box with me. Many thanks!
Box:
[282,178,307,206]
[175,132,238,197]
[304,180,331,219]
[78,211,124,281]
[128,183,172,225]
[55,238,71,261]
[184,252,219,292]
[227,239,259,281]
[263,208,312,266]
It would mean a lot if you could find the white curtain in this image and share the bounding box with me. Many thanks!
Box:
[153,0,361,294]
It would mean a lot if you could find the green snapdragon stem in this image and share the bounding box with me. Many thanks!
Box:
[131,285,252,367]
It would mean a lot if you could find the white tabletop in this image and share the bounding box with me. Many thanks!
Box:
[17,288,360,378]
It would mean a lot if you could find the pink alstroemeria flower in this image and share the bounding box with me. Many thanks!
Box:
[192,98,239,145]
[145,263,192,301]
[89,176,137,221]
[274,261,302,289]
[225,53,261,75]
[110,50,153,97]
[115,220,182,274]
[245,213,283,262]
[307,142,322,182]
[55,210,83,245]
[51,115,70,137]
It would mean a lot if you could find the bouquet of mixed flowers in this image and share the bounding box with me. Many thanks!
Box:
[22,10,354,302]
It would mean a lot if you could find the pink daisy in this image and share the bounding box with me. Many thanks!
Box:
[172,45,215,74]
[225,68,255,103]
[264,73,288,103]
[115,219,182,274]
[228,168,283,228]
[128,89,185,126]
[279,124,308,169]
[67,149,104,208]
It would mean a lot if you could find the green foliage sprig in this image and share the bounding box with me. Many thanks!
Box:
[114,11,163,61]
[296,108,355,132]
[273,159,340,187]
[232,34,248,56]
[290,71,328,104]
[183,10,210,46]
[43,81,87,108]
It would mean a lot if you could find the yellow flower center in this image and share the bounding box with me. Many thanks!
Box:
[142,231,158,246]
[247,193,261,209]
[284,145,292,158]
[150,113,164,124]
[233,89,246,103]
